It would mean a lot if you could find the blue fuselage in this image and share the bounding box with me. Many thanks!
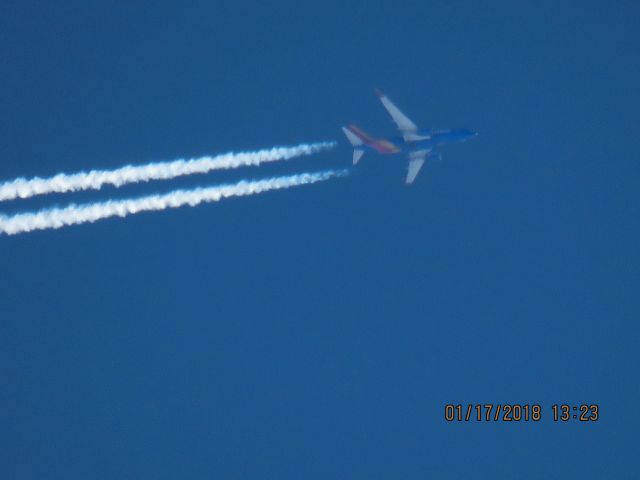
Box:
[365,128,477,155]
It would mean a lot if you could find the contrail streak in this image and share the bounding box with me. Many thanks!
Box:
[0,141,335,202]
[0,170,348,235]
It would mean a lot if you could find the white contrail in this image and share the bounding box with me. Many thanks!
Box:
[0,141,336,202]
[0,170,348,235]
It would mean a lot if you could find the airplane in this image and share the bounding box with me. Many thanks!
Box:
[342,89,478,184]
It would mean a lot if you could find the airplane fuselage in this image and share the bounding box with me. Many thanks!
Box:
[364,128,477,156]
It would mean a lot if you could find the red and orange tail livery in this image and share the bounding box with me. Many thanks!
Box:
[342,125,400,154]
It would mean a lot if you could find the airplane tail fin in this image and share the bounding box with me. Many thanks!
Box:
[342,125,368,165]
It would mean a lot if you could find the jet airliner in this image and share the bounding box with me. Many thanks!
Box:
[342,89,477,184]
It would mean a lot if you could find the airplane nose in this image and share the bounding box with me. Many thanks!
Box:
[457,129,477,141]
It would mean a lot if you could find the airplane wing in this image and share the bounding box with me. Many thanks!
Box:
[375,89,421,141]
[405,150,428,184]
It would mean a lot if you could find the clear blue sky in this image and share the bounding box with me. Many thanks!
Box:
[1,1,638,478]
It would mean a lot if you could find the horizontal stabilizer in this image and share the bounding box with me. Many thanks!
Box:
[353,149,364,165]
[341,126,363,147]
